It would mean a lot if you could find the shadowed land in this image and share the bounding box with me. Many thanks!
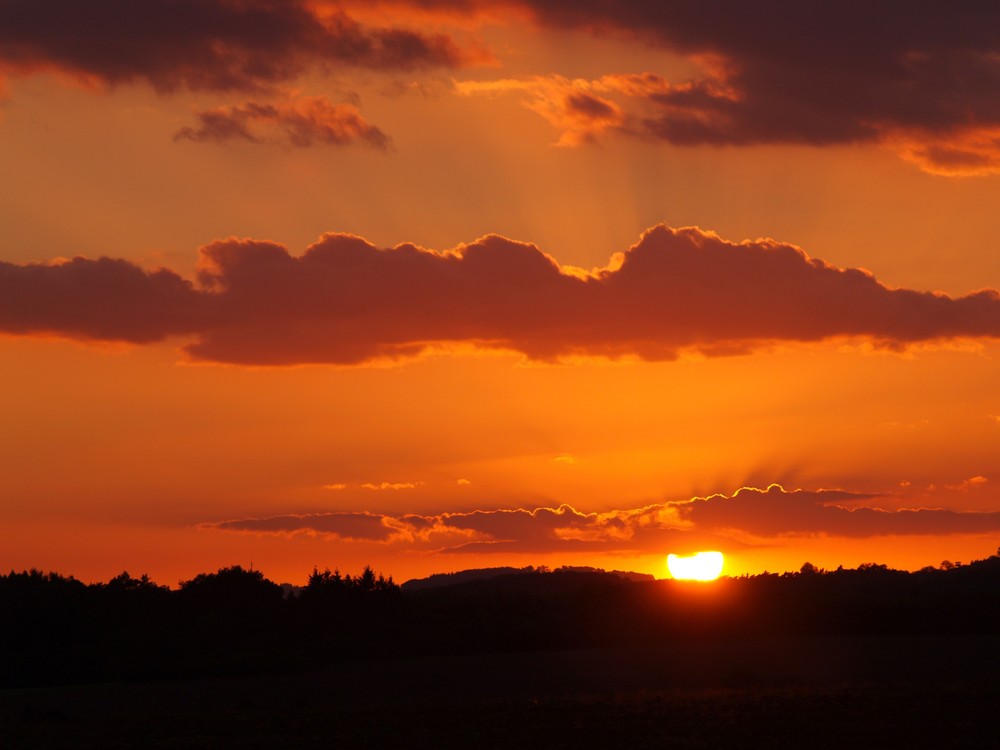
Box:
[2,556,998,747]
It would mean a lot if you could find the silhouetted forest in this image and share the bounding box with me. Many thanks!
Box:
[2,553,999,690]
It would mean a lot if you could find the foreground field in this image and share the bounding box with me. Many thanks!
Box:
[3,635,997,749]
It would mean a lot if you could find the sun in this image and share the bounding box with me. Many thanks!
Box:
[666,551,725,581]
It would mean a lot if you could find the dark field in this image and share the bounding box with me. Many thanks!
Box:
[3,635,997,749]
[4,560,999,748]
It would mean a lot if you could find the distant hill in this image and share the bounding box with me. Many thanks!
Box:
[401,565,655,591]
[401,566,535,591]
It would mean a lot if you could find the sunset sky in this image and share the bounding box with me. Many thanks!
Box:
[3,1,1000,585]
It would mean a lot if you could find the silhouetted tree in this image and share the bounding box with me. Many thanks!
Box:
[307,566,344,589]
[103,570,163,592]
[179,565,283,606]
[3,555,1000,689]
[359,564,376,591]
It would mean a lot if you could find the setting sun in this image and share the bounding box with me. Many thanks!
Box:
[667,551,725,581]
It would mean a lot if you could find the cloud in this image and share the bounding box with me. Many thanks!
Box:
[204,484,1000,554]
[456,76,627,146]
[174,95,392,149]
[7,1,1000,171]
[4,225,1000,363]
[0,255,204,342]
[321,481,419,490]
[457,72,698,147]
[360,482,420,490]
[673,484,1000,538]
[447,1,1000,173]
[202,502,710,553]
[209,511,394,541]
[0,0,482,94]
[945,476,988,492]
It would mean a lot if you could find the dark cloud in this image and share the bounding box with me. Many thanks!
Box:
[534,2,1000,136]
[4,225,1000,363]
[0,0,479,93]
[446,0,1000,172]
[153,225,1000,363]
[174,95,392,149]
[7,1,999,170]
[0,255,204,342]
[565,91,617,120]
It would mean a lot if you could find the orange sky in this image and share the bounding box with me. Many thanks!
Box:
[2,1,999,586]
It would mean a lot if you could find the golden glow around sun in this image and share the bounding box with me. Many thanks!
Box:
[667,551,725,581]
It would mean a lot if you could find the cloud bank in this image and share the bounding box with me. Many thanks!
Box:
[4,225,1000,364]
[202,485,1000,555]
[6,2,1000,169]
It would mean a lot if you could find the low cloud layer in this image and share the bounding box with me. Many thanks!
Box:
[202,485,1000,555]
[0,0,479,94]
[4,225,1000,364]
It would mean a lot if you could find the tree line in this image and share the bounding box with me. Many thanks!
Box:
[2,553,999,688]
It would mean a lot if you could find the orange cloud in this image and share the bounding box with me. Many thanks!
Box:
[4,225,1000,364]
[456,72,710,147]
[0,0,481,94]
[945,476,988,492]
[456,76,629,146]
[890,128,1000,177]
[174,95,391,149]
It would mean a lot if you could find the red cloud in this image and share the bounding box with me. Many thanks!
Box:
[0,0,481,94]
[174,95,392,149]
[4,225,1000,364]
